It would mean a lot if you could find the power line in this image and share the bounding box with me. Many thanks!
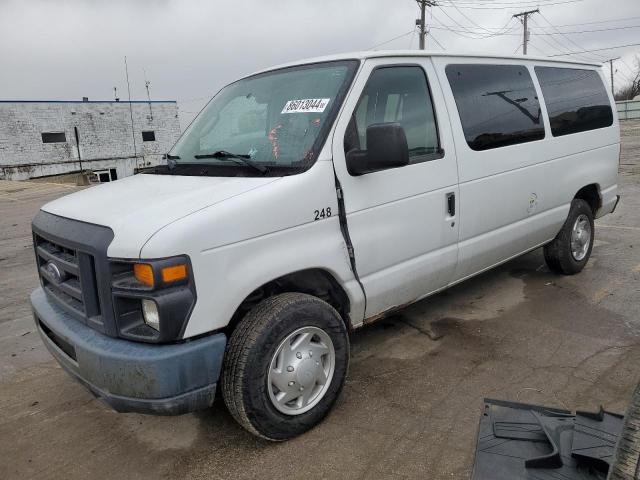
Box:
[548,42,640,57]
[528,43,552,56]
[427,15,640,31]
[449,1,501,35]
[437,0,584,10]
[528,20,575,57]
[529,16,604,63]
[530,25,572,54]
[433,8,483,38]
[438,0,580,4]
[367,29,417,50]
[428,22,640,36]
[433,7,515,39]
[429,32,447,50]
[538,11,607,60]
[544,15,640,29]
[535,24,640,35]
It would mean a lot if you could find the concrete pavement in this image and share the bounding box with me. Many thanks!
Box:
[1,121,639,479]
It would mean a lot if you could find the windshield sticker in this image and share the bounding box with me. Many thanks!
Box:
[281,98,330,114]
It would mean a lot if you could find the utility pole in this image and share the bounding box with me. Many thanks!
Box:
[513,9,539,55]
[124,56,138,170]
[143,69,153,121]
[416,0,436,50]
[607,57,620,95]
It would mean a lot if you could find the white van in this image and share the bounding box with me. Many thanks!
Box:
[31,51,620,440]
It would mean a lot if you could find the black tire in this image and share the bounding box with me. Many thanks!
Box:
[543,198,594,275]
[608,383,640,479]
[221,293,349,441]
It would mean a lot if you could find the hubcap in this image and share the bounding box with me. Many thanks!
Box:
[267,326,335,415]
[570,214,591,261]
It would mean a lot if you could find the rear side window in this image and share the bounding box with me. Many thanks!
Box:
[445,64,544,151]
[345,66,441,163]
[535,67,613,136]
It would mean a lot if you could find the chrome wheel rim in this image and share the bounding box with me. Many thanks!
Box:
[570,214,591,261]
[267,326,335,416]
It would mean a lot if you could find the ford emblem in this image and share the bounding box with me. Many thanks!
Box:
[45,262,65,284]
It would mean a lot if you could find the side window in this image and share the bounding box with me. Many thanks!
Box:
[344,66,441,163]
[445,64,545,151]
[535,67,613,136]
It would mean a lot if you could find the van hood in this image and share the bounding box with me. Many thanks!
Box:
[41,173,279,257]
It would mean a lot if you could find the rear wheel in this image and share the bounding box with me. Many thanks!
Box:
[544,198,594,275]
[221,293,349,440]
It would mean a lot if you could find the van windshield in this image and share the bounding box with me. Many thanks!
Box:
[168,60,359,176]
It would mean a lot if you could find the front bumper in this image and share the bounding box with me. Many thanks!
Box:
[31,287,226,415]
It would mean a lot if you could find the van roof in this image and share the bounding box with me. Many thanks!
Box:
[252,50,602,76]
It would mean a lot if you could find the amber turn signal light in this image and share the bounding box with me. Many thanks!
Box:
[161,264,188,284]
[133,263,154,287]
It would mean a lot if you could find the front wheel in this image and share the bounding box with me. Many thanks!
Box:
[544,198,595,275]
[221,293,349,440]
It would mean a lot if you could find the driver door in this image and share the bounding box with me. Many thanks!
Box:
[332,58,460,319]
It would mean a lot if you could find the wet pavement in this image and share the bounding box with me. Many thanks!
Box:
[1,121,639,479]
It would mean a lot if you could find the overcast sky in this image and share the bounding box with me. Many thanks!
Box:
[1,0,638,129]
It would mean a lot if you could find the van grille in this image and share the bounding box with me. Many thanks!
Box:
[34,233,102,323]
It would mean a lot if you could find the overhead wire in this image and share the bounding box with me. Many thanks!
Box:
[367,29,418,50]
[428,31,447,50]
[433,7,516,39]
[537,10,608,61]
[437,0,584,10]
[548,42,640,57]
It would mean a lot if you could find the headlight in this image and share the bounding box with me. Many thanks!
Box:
[141,299,160,331]
[110,255,196,343]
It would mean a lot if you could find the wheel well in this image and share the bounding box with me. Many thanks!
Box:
[574,184,601,215]
[225,269,352,336]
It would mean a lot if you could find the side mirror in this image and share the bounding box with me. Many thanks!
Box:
[346,123,409,176]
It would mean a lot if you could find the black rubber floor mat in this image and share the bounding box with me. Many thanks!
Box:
[571,408,624,470]
[471,399,622,480]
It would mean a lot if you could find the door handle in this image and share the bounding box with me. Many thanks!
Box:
[446,192,455,217]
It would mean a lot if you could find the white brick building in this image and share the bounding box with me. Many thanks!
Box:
[0,100,181,181]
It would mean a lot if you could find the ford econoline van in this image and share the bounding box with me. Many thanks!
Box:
[31,51,620,440]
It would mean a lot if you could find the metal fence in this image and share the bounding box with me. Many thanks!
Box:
[617,99,640,120]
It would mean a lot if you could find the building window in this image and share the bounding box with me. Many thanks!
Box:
[445,64,545,151]
[535,67,613,137]
[41,132,67,143]
[142,131,156,142]
[92,169,117,183]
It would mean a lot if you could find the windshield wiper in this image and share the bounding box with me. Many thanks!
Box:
[194,150,268,173]
[166,154,180,170]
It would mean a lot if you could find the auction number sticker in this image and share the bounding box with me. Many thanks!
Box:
[281,98,330,114]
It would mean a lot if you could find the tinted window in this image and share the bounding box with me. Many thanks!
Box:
[41,132,66,143]
[535,67,613,136]
[446,64,544,151]
[345,66,440,162]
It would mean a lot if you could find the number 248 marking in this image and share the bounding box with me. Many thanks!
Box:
[314,207,332,221]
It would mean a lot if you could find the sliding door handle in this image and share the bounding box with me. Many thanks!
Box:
[446,192,456,217]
